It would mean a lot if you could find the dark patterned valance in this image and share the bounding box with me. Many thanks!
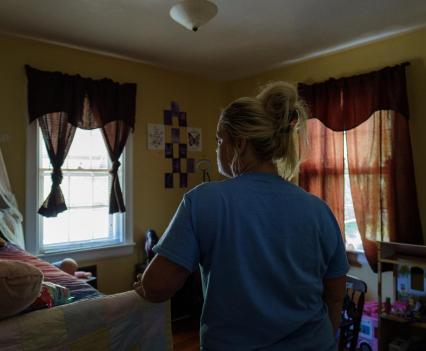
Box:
[26,65,136,130]
[298,63,410,131]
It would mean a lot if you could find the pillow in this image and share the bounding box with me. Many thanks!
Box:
[0,260,43,320]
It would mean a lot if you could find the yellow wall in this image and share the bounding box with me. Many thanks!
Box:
[229,27,426,300]
[0,33,225,294]
[2,27,426,299]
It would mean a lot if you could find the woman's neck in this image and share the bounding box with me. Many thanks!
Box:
[238,159,278,176]
[232,141,279,177]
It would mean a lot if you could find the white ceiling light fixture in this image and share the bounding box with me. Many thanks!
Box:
[170,0,218,32]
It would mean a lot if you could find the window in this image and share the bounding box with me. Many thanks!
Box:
[299,119,364,253]
[26,122,134,261]
[299,65,423,268]
[343,131,363,252]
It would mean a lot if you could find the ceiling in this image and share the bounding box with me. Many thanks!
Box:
[1,0,426,81]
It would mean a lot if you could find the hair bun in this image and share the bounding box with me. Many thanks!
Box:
[257,82,297,124]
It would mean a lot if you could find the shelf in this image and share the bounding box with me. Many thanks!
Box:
[379,242,426,259]
[378,241,426,351]
[380,314,426,329]
[379,242,426,268]
[380,257,426,269]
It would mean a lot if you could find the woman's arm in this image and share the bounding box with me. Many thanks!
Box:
[134,254,191,303]
[323,275,346,334]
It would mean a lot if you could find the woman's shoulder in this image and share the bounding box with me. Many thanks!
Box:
[184,178,232,198]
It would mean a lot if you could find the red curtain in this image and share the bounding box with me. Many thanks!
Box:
[299,63,423,271]
[299,119,344,232]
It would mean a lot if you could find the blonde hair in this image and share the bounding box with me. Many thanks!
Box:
[219,81,308,180]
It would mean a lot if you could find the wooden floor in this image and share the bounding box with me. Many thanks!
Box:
[172,317,200,351]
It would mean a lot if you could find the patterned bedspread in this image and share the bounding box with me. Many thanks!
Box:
[0,243,101,301]
[0,291,173,351]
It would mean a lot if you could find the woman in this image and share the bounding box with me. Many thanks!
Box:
[135,82,349,350]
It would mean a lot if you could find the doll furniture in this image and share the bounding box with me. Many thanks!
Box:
[377,242,426,350]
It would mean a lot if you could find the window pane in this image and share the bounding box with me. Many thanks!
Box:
[64,129,109,170]
[92,207,111,239]
[42,173,50,200]
[41,150,52,169]
[66,131,91,169]
[93,175,109,205]
[343,132,363,252]
[91,133,109,169]
[43,212,70,245]
[68,208,95,242]
[69,176,92,207]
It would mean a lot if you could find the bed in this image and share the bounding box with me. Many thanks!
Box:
[0,242,173,351]
[0,242,101,301]
[0,143,172,350]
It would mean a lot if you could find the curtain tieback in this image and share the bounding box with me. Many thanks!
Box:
[51,168,63,185]
[110,160,121,175]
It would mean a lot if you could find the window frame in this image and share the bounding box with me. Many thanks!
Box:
[26,121,134,263]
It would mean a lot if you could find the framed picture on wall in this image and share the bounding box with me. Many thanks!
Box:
[187,127,202,151]
[147,123,165,150]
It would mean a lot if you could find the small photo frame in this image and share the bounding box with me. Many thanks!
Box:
[147,123,165,150]
[172,158,181,173]
[164,110,172,125]
[165,143,173,158]
[187,127,202,151]
[179,144,187,158]
[178,112,187,127]
[171,128,180,144]
[165,173,173,188]
[180,173,188,188]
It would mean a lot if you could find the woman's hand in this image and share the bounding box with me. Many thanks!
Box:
[133,273,145,297]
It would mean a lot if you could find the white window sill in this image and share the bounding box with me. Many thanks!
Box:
[38,242,136,264]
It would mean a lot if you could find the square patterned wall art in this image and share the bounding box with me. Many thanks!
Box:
[148,101,202,189]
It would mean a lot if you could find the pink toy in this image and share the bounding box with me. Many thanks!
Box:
[358,301,379,351]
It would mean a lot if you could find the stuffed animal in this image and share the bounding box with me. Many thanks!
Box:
[53,258,92,279]
[59,258,78,276]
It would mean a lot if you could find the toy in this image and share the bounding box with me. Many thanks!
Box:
[53,258,78,276]
[145,229,159,263]
[358,301,379,351]
[397,265,426,300]
[396,264,426,321]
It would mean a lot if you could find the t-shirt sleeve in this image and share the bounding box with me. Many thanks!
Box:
[152,195,200,272]
[323,206,350,279]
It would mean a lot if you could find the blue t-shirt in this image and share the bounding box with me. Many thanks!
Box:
[153,172,349,351]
